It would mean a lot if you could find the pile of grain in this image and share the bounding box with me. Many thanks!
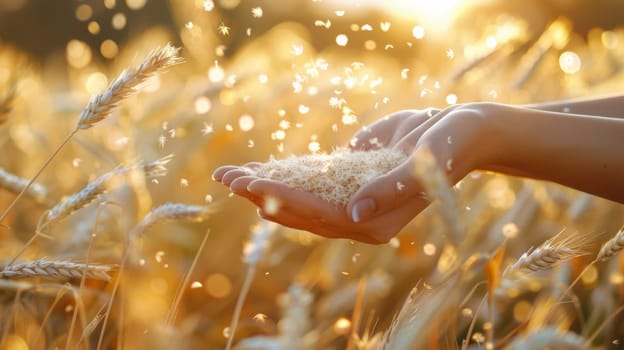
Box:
[249,147,407,206]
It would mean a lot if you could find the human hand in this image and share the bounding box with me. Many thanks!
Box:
[213,104,500,243]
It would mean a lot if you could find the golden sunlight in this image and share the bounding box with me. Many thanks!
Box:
[330,0,469,34]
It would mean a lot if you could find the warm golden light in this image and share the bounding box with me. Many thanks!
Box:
[329,0,467,34]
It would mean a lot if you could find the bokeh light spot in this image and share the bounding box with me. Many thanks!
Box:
[75,4,93,21]
[194,96,212,114]
[423,243,437,256]
[100,39,119,59]
[66,40,92,69]
[513,300,532,322]
[559,51,581,74]
[85,72,108,95]
[336,34,349,46]
[205,273,232,298]
[112,13,127,30]
[239,114,254,131]
[446,93,458,105]
[126,0,147,10]
[88,21,101,35]
[412,25,425,39]
[219,0,240,9]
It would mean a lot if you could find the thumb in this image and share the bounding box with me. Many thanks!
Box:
[346,157,426,223]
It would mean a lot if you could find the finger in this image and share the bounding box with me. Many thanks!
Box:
[388,112,434,146]
[230,176,261,197]
[242,162,263,170]
[392,106,459,153]
[221,168,252,186]
[247,179,344,221]
[350,111,417,150]
[212,165,239,181]
[346,157,425,223]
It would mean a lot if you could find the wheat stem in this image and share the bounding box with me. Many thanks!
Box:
[34,285,72,347]
[0,128,78,227]
[586,304,624,345]
[166,229,211,326]
[97,240,130,350]
[225,265,256,350]
[461,294,487,350]
[68,202,109,350]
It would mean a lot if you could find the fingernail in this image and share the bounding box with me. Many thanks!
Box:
[351,198,375,223]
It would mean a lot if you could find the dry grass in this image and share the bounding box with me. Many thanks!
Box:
[0,3,623,350]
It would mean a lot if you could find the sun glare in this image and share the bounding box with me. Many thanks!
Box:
[329,0,467,34]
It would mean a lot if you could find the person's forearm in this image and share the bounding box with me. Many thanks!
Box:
[527,94,624,118]
[486,105,624,203]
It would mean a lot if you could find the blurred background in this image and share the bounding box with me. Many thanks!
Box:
[1,0,624,349]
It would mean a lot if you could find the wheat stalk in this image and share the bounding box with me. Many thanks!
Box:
[1,259,115,281]
[412,145,462,244]
[226,220,277,350]
[0,167,48,204]
[231,283,314,350]
[76,44,182,130]
[166,229,211,326]
[98,201,211,350]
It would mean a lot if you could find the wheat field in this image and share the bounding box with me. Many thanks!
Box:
[0,1,623,349]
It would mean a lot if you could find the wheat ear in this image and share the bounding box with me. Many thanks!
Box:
[4,156,173,272]
[45,154,174,227]
[1,259,115,281]
[132,202,212,235]
[0,44,181,227]
[278,284,314,349]
[505,230,591,275]
[597,228,624,261]
[76,44,182,130]
[45,172,116,227]
[0,167,48,204]
[560,227,624,302]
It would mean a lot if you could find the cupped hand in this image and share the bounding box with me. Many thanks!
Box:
[213,104,499,243]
